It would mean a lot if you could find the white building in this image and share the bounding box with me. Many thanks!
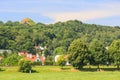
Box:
[0,49,12,54]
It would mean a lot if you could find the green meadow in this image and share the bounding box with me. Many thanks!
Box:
[0,66,120,80]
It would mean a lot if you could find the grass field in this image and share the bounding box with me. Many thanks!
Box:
[0,66,120,80]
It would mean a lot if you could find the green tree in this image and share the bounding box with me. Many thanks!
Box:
[68,39,91,70]
[2,51,9,58]
[2,53,22,66]
[108,40,120,69]
[18,60,32,73]
[0,21,4,26]
[54,47,66,55]
[89,39,106,71]
[5,20,13,26]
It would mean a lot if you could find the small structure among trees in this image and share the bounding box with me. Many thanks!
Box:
[56,55,66,69]
[18,52,45,65]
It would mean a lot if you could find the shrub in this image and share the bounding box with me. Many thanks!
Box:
[44,60,54,65]
[44,56,54,66]
[32,61,42,66]
[18,60,33,73]
[0,67,5,71]
[56,55,66,68]
[2,53,22,66]
[0,67,1,71]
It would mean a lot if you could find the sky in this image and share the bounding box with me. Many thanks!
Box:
[0,0,120,26]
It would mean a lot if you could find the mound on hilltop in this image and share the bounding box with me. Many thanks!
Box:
[20,18,36,26]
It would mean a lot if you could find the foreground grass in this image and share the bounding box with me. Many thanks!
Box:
[0,66,120,80]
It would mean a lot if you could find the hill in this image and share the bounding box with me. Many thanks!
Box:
[0,20,120,54]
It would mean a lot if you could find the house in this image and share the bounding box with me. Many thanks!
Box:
[0,49,12,54]
[18,52,45,65]
[34,46,47,53]
[64,55,71,65]
[18,52,28,56]
[40,54,45,65]
[54,55,61,62]
[0,49,11,64]
[0,56,3,64]
[54,55,70,65]
[35,46,47,51]
[54,55,68,62]
[26,53,40,62]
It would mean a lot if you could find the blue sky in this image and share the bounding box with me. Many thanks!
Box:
[0,0,120,26]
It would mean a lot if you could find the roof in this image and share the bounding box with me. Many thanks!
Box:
[26,55,37,62]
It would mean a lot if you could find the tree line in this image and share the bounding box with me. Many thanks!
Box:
[0,19,120,70]
[68,39,120,71]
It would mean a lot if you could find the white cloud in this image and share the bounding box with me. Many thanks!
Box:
[43,1,120,22]
[45,9,120,22]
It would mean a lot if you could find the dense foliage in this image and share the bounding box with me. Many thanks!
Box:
[0,19,120,69]
[108,40,120,69]
[0,19,120,55]
[89,39,106,70]
[18,60,32,73]
[2,53,22,66]
[68,39,91,69]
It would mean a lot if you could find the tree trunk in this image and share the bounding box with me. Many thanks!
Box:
[97,64,100,71]
[117,65,119,70]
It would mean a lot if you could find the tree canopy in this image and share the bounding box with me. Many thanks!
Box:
[68,39,91,69]
[89,39,106,70]
[108,40,120,69]
[0,19,120,55]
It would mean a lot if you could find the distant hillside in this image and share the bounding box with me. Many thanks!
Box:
[0,19,120,54]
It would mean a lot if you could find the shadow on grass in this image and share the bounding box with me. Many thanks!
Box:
[79,68,120,72]
[61,68,71,70]
[0,68,5,72]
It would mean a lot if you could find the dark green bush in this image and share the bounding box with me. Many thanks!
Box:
[2,53,23,66]
[0,67,5,71]
[0,67,1,71]
[32,61,42,66]
[18,60,33,73]
[44,56,54,65]
[44,60,54,65]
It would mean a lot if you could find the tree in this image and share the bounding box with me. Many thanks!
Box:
[56,55,66,69]
[68,39,91,70]
[5,20,13,26]
[0,21,4,26]
[18,60,32,73]
[2,51,9,58]
[54,47,66,55]
[89,39,106,71]
[2,53,22,66]
[108,40,120,69]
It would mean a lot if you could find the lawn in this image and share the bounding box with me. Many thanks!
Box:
[0,66,120,80]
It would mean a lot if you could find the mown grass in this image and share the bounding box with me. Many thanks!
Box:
[0,66,120,80]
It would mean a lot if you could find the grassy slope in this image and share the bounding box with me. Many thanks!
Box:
[0,66,120,80]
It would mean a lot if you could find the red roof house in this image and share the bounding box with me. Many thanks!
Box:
[18,52,45,64]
